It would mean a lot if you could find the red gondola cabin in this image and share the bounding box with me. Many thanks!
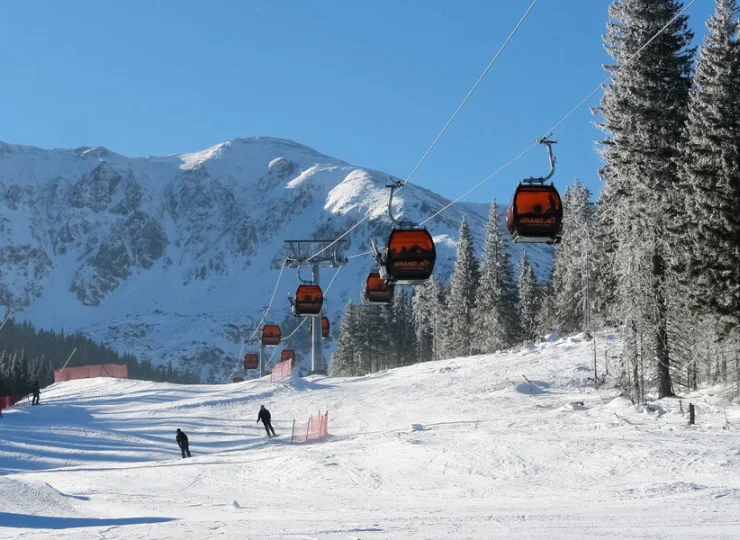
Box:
[506,184,563,244]
[243,353,259,370]
[261,324,281,346]
[321,316,330,339]
[293,284,323,316]
[281,349,296,367]
[384,228,436,282]
[365,272,394,304]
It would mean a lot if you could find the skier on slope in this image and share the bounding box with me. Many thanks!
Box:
[31,380,40,406]
[176,428,192,458]
[257,405,276,438]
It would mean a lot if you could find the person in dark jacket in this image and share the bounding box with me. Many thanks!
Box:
[256,405,276,437]
[31,380,40,406]
[176,428,191,458]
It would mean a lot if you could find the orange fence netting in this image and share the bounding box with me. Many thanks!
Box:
[271,359,292,383]
[54,363,129,383]
[291,411,329,444]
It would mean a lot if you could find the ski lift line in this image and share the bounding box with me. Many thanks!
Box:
[230,262,288,381]
[397,0,541,190]
[418,0,699,227]
[419,141,539,226]
[347,250,374,260]
[544,0,699,139]
[306,0,540,264]
[264,265,343,363]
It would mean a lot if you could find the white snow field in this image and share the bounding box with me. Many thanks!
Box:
[2,333,740,539]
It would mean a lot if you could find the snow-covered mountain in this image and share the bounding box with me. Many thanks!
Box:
[0,137,553,380]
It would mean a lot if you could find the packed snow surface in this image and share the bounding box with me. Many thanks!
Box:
[1,334,739,539]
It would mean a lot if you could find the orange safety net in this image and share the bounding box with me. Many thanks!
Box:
[53,364,129,383]
[271,359,292,383]
[291,411,329,444]
[0,394,22,410]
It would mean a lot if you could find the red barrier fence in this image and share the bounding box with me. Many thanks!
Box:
[291,411,329,444]
[271,359,292,383]
[54,363,129,383]
[0,394,23,411]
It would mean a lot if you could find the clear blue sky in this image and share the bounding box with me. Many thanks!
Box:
[0,1,715,204]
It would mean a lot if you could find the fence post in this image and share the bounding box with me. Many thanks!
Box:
[291,419,295,444]
[306,416,311,441]
[689,403,695,425]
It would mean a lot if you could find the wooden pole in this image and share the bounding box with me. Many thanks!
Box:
[689,403,695,425]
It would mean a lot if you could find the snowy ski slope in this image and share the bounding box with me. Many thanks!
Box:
[1,333,739,539]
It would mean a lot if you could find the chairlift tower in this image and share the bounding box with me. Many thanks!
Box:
[284,239,347,375]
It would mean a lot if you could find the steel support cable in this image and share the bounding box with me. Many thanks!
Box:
[306,0,540,263]
[419,0,699,225]
[263,265,344,371]
[230,262,287,380]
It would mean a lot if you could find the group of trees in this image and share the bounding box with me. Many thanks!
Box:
[0,319,197,397]
[594,0,740,400]
[330,202,556,377]
[332,0,740,401]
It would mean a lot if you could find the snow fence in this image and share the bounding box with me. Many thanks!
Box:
[54,364,129,383]
[291,411,329,444]
[271,359,291,383]
[0,394,23,414]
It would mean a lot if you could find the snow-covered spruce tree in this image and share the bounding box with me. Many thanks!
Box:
[518,253,540,342]
[412,278,435,363]
[472,199,518,353]
[549,179,596,335]
[329,301,357,376]
[356,302,388,373]
[597,0,694,398]
[679,0,740,380]
[413,275,448,361]
[446,218,479,358]
[389,288,415,367]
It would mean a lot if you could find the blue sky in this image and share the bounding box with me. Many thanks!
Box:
[0,1,715,204]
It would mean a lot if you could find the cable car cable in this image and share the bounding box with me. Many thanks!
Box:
[230,262,287,380]
[419,0,699,227]
[263,264,344,371]
[306,0,540,264]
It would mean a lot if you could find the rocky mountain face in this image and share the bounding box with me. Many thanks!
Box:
[0,138,553,381]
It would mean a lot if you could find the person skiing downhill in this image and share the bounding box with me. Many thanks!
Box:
[176,428,192,458]
[257,405,276,438]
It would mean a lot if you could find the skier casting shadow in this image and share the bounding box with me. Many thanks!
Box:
[176,428,192,458]
[257,405,276,438]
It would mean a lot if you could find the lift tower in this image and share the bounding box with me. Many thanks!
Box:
[284,239,347,374]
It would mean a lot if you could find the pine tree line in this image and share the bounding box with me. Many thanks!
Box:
[331,0,740,400]
[0,318,198,396]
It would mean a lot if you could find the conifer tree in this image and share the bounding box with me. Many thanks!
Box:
[447,219,479,357]
[412,279,434,362]
[597,0,694,398]
[680,0,740,345]
[329,302,357,376]
[518,253,540,342]
[549,180,596,334]
[472,200,518,352]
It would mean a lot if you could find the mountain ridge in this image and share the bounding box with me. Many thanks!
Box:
[0,137,553,381]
